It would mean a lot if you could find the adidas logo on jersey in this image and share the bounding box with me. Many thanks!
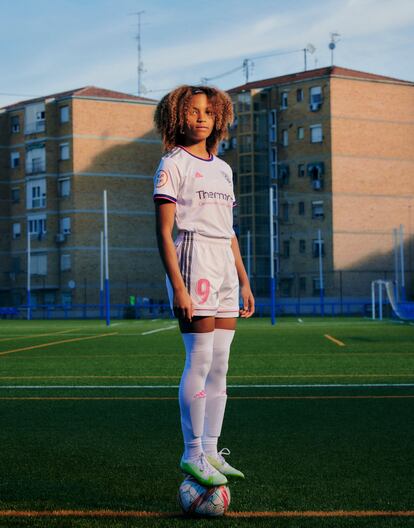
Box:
[195,171,204,178]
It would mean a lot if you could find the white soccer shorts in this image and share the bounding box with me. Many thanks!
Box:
[166,231,239,318]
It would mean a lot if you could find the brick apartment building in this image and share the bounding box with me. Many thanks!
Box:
[222,66,414,303]
[1,67,413,312]
[0,87,164,308]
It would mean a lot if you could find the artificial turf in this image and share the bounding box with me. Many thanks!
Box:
[0,317,413,527]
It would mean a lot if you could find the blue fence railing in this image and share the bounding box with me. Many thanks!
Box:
[0,299,395,320]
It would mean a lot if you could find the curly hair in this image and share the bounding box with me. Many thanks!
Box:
[154,85,234,155]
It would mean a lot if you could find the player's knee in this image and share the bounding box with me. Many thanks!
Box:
[211,361,229,379]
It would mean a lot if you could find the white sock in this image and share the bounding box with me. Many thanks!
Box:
[202,329,235,457]
[179,332,214,459]
[184,438,203,460]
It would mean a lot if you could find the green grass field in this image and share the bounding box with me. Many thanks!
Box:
[0,317,413,528]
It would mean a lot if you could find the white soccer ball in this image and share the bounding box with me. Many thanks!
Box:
[178,476,231,517]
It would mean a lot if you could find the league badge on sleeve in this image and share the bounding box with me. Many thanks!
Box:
[155,169,169,188]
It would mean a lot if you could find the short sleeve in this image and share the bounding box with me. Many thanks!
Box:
[153,157,180,203]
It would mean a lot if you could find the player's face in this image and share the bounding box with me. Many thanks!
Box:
[183,94,215,145]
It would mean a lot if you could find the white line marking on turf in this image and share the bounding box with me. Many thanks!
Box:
[141,325,177,335]
[0,383,413,390]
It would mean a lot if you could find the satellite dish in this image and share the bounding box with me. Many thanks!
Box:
[306,43,316,54]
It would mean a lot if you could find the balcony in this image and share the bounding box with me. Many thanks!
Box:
[25,120,46,135]
[26,159,46,175]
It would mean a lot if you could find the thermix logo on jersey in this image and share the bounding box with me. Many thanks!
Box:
[196,190,233,202]
[155,170,168,188]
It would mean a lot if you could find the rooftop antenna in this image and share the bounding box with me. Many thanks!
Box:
[303,43,316,71]
[243,59,254,84]
[329,32,341,66]
[132,10,145,96]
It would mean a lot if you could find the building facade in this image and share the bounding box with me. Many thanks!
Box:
[222,66,414,303]
[0,87,164,308]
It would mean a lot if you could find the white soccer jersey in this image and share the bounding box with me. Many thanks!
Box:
[153,146,236,239]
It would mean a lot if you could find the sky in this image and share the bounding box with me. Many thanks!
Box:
[1,0,413,107]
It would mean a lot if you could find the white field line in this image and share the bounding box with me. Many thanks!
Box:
[0,383,414,390]
[141,325,177,335]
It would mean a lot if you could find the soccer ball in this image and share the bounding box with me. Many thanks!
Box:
[178,476,231,517]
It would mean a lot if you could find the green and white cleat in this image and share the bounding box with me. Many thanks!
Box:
[180,453,228,487]
[207,448,245,479]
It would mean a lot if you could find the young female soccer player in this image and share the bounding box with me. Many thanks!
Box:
[153,85,254,487]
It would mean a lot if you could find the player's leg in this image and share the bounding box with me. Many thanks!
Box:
[178,316,227,486]
[202,317,244,478]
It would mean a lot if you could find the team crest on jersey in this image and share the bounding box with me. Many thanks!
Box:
[155,170,168,188]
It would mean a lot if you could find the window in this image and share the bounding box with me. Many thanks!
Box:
[298,201,305,215]
[282,203,289,222]
[312,238,325,258]
[299,239,306,253]
[12,223,21,239]
[59,143,70,160]
[280,278,293,297]
[296,88,304,102]
[60,105,70,123]
[10,152,20,168]
[282,129,288,146]
[240,155,252,173]
[313,277,322,295]
[239,134,252,153]
[59,179,71,197]
[44,292,56,305]
[298,164,305,177]
[278,164,289,186]
[280,92,288,109]
[283,240,290,258]
[25,102,46,134]
[297,127,304,140]
[238,114,251,133]
[270,147,277,179]
[26,179,46,209]
[240,196,252,215]
[28,215,47,237]
[61,254,71,271]
[299,276,307,292]
[60,217,71,235]
[11,188,20,203]
[310,124,322,143]
[269,109,276,142]
[240,174,252,193]
[238,92,251,112]
[30,254,47,275]
[11,115,20,133]
[26,145,46,174]
[312,201,324,218]
[61,292,72,306]
[12,256,21,273]
[309,86,323,110]
[308,162,324,189]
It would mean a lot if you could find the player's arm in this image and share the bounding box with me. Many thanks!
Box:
[155,201,194,321]
[231,235,255,318]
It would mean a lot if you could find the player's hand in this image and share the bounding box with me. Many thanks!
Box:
[173,288,194,322]
[240,284,255,318]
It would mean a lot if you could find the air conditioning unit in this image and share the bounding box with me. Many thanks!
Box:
[310,102,322,112]
[55,233,65,243]
[312,180,322,190]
